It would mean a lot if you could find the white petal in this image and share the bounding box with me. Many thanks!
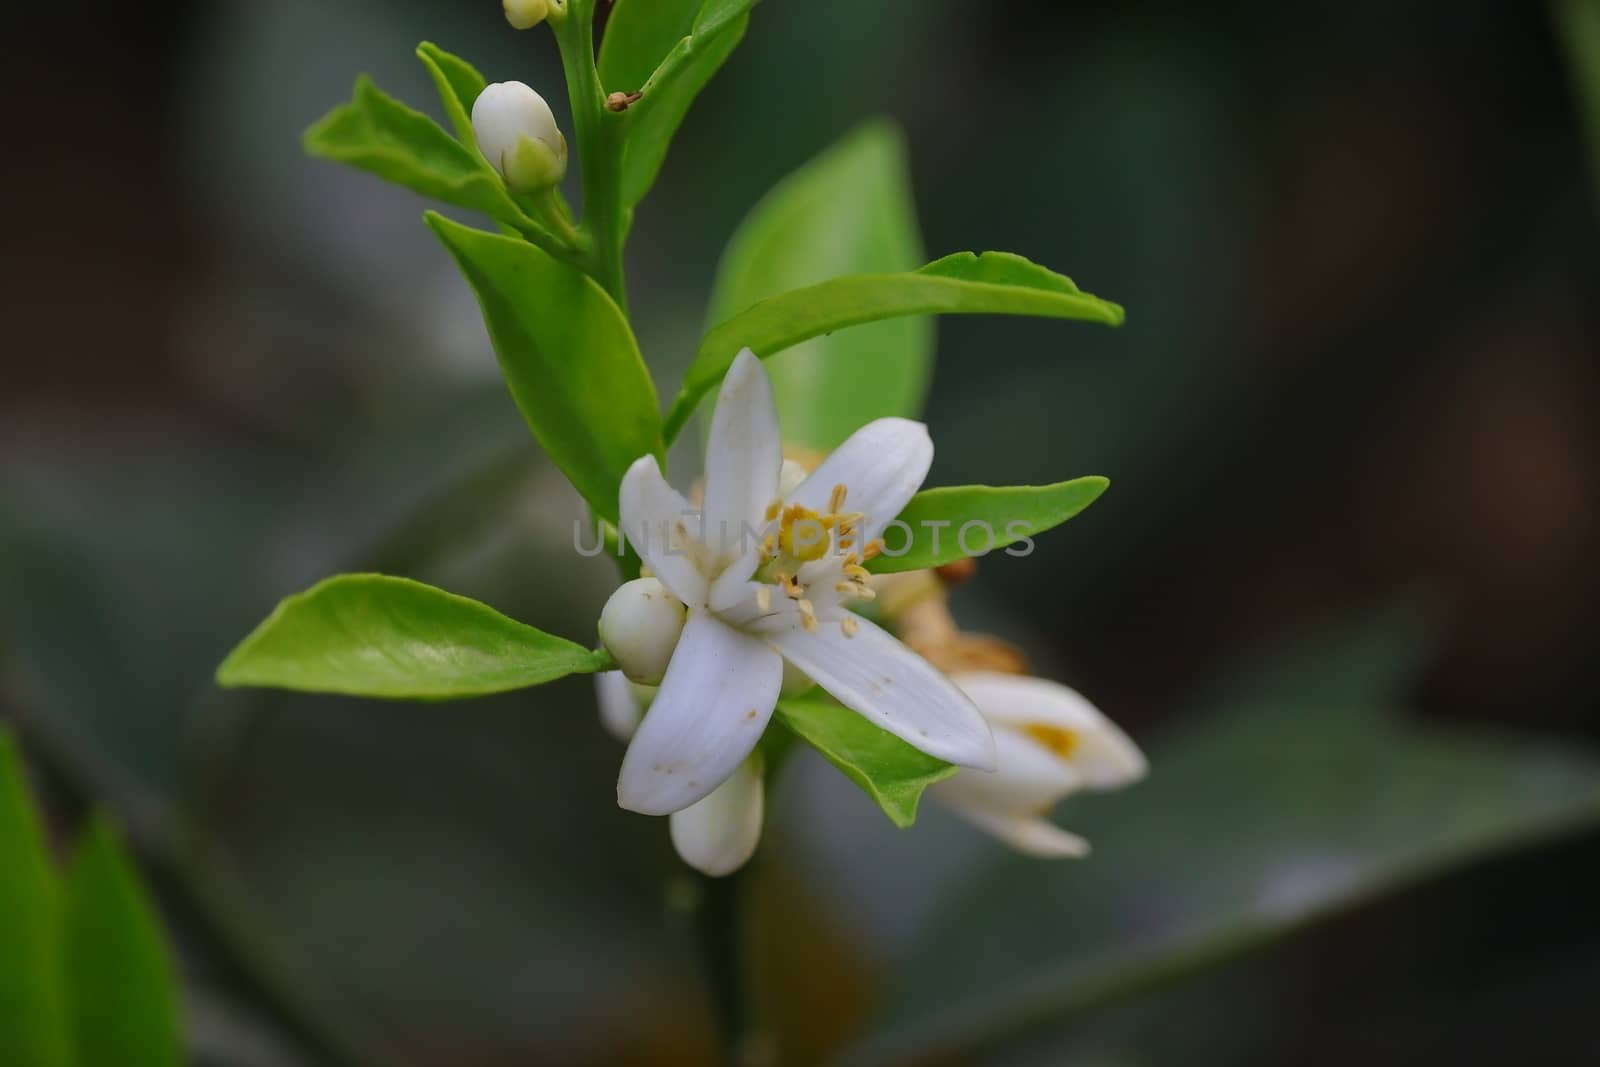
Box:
[594,670,643,741]
[701,350,782,565]
[768,614,996,770]
[787,418,932,543]
[618,455,708,607]
[669,756,765,877]
[944,802,1091,858]
[617,612,782,815]
[931,728,1081,817]
[954,672,1147,790]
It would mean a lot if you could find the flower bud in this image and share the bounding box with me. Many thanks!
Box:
[471,81,568,191]
[599,578,687,685]
[503,0,550,30]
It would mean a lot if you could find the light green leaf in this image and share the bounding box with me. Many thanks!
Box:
[867,477,1109,574]
[599,0,752,209]
[672,250,1124,444]
[597,0,703,89]
[63,822,183,1067]
[619,17,748,209]
[217,574,613,699]
[0,733,70,1067]
[699,122,928,451]
[777,694,956,828]
[416,42,488,147]
[305,75,524,227]
[847,612,1600,1064]
[426,213,663,522]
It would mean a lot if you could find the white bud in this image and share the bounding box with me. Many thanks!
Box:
[598,578,687,685]
[503,0,549,30]
[471,81,568,191]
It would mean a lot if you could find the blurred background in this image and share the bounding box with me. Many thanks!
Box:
[2,1,1597,1064]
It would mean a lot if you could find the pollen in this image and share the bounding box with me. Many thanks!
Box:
[1022,722,1080,760]
[840,614,859,638]
[797,597,818,632]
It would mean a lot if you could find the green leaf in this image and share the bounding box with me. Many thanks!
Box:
[867,477,1110,574]
[62,822,183,1067]
[217,574,613,699]
[1557,0,1600,200]
[600,0,753,209]
[416,42,488,147]
[597,0,703,89]
[847,612,1600,1063]
[698,121,930,450]
[0,732,70,1067]
[305,75,525,227]
[776,694,956,828]
[672,253,1125,444]
[426,213,663,522]
[619,17,748,209]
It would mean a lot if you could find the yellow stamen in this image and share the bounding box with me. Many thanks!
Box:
[861,540,883,562]
[829,483,848,513]
[797,598,818,632]
[840,614,859,638]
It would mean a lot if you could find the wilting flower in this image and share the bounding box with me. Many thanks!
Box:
[602,350,996,818]
[471,81,568,191]
[933,672,1146,856]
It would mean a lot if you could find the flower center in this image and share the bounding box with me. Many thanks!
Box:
[749,483,884,636]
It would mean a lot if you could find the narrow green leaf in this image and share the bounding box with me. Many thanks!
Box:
[426,213,663,522]
[777,694,956,828]
[63,822,183,1067]
[867,477,1110,574]
[669,252,1124,442]
[305,75,524,227]
[700,121,929,450]
[597,0,702,88]
[694,0,759,37]
[0,732,70,1067]
[416,42,488,147]
[217,574,613,699]
[619,17,748,208]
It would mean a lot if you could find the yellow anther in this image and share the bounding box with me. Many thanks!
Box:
[764,500,782,522]
[829,483,848,513]
[840,614,860,638]
[861,540,884,562]
[798,598,818,632]
[844,564,872,582]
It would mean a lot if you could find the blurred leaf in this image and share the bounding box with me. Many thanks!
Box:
[1557,0,1600,197]
[846,612,1600,1063]
[218,574,612,699]
[700,122,929,451]
[427,213,663,523]
[0,732,70,1067]
[694,0,759,36]
[672,252,1124,444]
[867,477,1110,574]
[62,821,183,1067]
[776,694,956,829]
[305,75,525,228]
[619,17,749,209]
[416,42,487,147]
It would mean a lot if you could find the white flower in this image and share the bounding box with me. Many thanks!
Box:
[933,672,1146,857]
[502,0,550,30]
[611,350,997,817]
[594,672,763,877]
[471,81,568,191]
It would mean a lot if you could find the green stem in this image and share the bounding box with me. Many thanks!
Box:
[552,0,630,312]
[690,870,763,1066]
